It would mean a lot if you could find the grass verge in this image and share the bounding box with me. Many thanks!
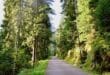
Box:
[18,60,48,75]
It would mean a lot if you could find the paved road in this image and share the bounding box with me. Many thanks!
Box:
[46,57,88,75]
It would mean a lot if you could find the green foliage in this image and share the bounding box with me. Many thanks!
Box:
[56,0,110,74]
[95,0,110,32]
[89,0,99,8]
[0,49,13,74]
[77,0,93,42]
[18,60,48,75]
[0,0,52,75]
[91,35,110,72]
[55,0,77,58]
[1,0,110,74]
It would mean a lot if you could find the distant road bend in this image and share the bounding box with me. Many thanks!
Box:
[46,57,88,75]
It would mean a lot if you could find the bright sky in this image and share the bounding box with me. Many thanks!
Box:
[49,0,63,32]
[0,0,4,25]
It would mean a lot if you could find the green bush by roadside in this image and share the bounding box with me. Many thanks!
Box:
[18,60,48,75]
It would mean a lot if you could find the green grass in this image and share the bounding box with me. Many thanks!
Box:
[18,60,48,75]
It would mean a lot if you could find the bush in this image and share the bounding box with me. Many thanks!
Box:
[91,36,110,72]
[18,60,48,75]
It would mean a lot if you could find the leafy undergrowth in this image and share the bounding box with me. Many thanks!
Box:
[103,72,110,75]
[82,66,110,75]
[18,60,48,75]
[65,56,110,75]
[89,71,110,75]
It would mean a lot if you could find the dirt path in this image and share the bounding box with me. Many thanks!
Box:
[46,56,88,75]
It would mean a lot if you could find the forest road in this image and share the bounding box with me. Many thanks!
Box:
[46,56,88,75]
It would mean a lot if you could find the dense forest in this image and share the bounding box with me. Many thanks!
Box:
[0,0,110,75]
[0,0,52,75]
[55,0,110,74]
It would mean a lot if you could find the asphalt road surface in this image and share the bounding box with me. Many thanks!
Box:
[46,56,88,75]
